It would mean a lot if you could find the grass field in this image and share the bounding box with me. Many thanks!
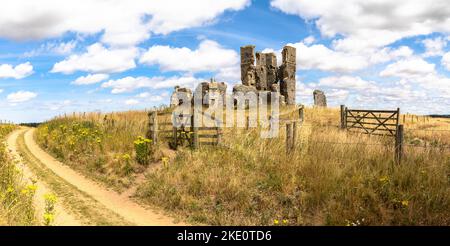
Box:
[0,124,36,225]
[35,106,450,225]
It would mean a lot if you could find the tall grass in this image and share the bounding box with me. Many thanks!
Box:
[35,108,171,191]
[0,124,36,225]
[36,107,450,225]
[136,107,450,225]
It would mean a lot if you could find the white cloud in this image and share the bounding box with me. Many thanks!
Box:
[124,99,139,105]
[271,0,450,51]
[140,40,239,73]
[441,52,450,71]
[380,58,436,78]
[24,40,77,57]
[101,75,200,94]
[289,42,369,73]
[0,0,250,46]
[422,37,446,57]
[0,62,33,79]
[51,43,138,74]
[277,42,413,73]
[318,76,377,91]
[303,36,315,45]
[7,91,37,103]
[72,73,109,85]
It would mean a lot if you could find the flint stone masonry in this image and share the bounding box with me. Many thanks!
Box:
[194,80,227,106]
[313,90,327,107]
[234,44,296,105]
[279,46,296,105]
[170,86,192,107]
[240,45,256,87]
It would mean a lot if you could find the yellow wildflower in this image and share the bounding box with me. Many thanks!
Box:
[273,219,279,225]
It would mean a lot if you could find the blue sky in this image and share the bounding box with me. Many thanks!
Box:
[0,0,450,122]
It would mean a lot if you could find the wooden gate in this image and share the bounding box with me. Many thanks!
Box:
[340,105,404,164]
[147,109,222,149]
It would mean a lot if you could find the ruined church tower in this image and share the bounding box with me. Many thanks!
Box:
[237,44,296,105]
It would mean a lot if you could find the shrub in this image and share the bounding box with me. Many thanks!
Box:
[134,136,153,165]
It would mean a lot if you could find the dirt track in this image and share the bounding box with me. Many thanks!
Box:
[7,128,182,226]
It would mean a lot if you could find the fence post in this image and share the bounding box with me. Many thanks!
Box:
[191,110,198,149]
[340,105,345,129]
[172,125,178,150]
[292,121,297,150]
[286,123,293,153]
[395,124,404,164]
[147,111,158,144]
[299,105,304,123]
[216,127,222,146]
[246,116,249,130]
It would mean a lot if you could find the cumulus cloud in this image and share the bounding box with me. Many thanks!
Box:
[441,52,450,71]
[422,37,447,57]
[140,39,239,73]
[271,0,450,51]
[380,58,436,78]
[318,76,377,91]
[72,74,109,85]
[0,62,34,79]
[124,99,139,105]
[101,75,200,94]
[0,0,250,46]
[24,40,77,57]
[283,42,412,73]
[7,91,37,103]
[51,43,138,74]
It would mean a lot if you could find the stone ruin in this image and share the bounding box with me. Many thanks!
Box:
[234,45,296,105]
[194,78,227,107]
[313,90,327,107]
[169,44,297,108]
[170,86,192,107]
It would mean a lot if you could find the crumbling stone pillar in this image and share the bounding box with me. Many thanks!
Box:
[170,86,192,107]
[255,52,268,90]
[313,90,327,107]
[240,45,256,87]
[279,46,296,105]
[265,53,278,89]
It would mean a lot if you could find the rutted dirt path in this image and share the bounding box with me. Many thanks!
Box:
[11,127,183,226]
[7,129,81,225]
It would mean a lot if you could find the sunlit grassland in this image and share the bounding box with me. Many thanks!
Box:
[36,107,450,225]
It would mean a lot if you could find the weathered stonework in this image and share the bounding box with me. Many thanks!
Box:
[235,44,296,105]
[279,46,296,105]
[170,86,192,107]
[255,52,268,90]
[313,90,327,107]
[194,79,227,107]
[240,45,256,87]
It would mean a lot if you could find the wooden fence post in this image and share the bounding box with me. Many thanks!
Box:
[172,125,178,149]
[299,105,304,123]
[286,123,293,153]
[344,106,348,129]
[217,127,222,146]
[340,105,345,129]
[395,124,404,164]
[148,111,158,144]
[292,121,297,150]
[246,116,249,130]
[191,111,198,149]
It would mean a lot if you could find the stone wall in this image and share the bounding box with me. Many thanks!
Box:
[279,46,296,105]
[234,44,296,105]
[313,90,327,107]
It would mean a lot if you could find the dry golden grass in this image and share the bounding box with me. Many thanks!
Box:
[0,124,36,225]
[37,106,450,225]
